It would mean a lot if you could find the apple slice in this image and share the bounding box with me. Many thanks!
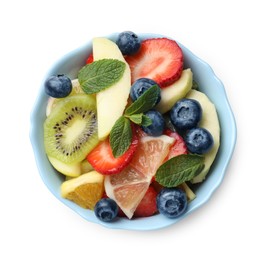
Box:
[156,69,193,114]
[185,90,220,183]
[48,156,81,177]
[81,159,94,174]
[92,38,131,140]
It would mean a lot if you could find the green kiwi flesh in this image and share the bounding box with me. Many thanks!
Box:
[44,94,99,164]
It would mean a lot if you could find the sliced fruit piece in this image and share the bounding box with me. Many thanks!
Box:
[126,38,183,88]
[46,79,85,117]
[135,126,147,138]
[179,182,196,202]
[129,135,175,176]
[87,132,138,175]
[46,97,56,117]
[48,156,81,177]
[185,90,220,183]
[164,129,188,161]
[133,186,158,218]
[44,94,99,164]
[104,135,175,219]
[81,159,94,174]
[71,78,84,94]
[92,37,131,140]
[61,171,104,209]
[156,69,193,114]
[86,53,94,64]
[151,180,164,193]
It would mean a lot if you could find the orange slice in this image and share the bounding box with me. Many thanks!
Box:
[61,171,104,209]
[104,135,175,219]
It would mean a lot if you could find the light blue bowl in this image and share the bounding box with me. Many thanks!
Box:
[30,33,236,231]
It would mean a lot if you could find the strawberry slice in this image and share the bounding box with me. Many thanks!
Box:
[135,126,147,139]
[134,186,158,218]
[164,129,188,161]
[87,133,138,175]
[126,38,183,88]
[86,53,94,64]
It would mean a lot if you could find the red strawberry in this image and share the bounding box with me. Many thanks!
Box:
[135,126,147,139]
[164,129,188,161]
[86,53,94,64]
[134,186,158,218]
[87,133,138,175]
[151,181,164,193]
[126,38,183,88]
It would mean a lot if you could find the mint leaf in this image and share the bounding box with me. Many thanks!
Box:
[155,155,205,187]
[141,114,152,126]
[126,113,152,126]
[78,59,126,94]
[110,116,132,158]
[124,85,160,116]
[128,113,143,125]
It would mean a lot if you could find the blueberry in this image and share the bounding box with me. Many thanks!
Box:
[141,110,165,136]
[156,188,187,218]
[44,74,72,98]
[130,78,161,104]
[170,99,202,131]
[94,198,119,222]
[116,31,141,55]
[185,127,214,154]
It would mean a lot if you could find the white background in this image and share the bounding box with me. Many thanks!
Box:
[1,0,266,259]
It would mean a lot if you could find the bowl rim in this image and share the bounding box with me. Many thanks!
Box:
[30,32,237,231]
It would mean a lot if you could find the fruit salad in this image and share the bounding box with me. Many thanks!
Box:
[43,31,220,222]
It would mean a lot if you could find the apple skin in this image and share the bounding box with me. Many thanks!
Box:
[92,37,131,140]
[156,69,193,114]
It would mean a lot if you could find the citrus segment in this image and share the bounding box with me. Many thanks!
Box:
[130,135,175,176]
[114,183,149,209]
[61,171,104,209]
[105,135,175,218]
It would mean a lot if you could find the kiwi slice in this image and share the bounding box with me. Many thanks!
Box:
[44,94,99,164]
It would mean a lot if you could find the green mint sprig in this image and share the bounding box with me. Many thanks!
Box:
[155,154,205,187]
[78,59,126,94]
[110,84,160,157]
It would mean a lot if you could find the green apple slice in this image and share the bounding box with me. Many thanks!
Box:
[180,182,196,202]
[156,69,193,114]
[92,38,131,140]
[185,90,220,183]
[81,159,94,174]
[48,156,81,177]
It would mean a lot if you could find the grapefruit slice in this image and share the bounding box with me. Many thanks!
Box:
[104,135,175,219]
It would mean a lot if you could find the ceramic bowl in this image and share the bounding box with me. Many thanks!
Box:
[30,33,236,231]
